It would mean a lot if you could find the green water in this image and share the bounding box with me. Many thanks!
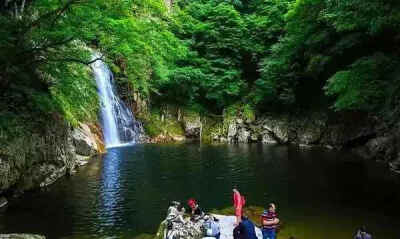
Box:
[0,144,399,239]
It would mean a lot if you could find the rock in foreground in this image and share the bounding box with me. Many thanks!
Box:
[0,234,45,239]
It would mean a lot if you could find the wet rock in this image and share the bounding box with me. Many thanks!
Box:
[227,122,237,142]
[219,137,228,143]
[361,136,395,160]
[0,157,20,193]
[389,158,400,173]
[0,197,7,208]
[262,118,289,144]
[183,116,202,138]
[75,155,91,167]
[262,131,278,144]
[72,123,99,156]
[0,234,45,239]
[237,128,250,143]
[171,135,186,142]
[250,133,259,142]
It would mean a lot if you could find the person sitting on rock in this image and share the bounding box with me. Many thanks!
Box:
[167,201,186,224]
[261,203,280,239]
[203,214,221,239]
[187,198,204,221]
[233,215,258,239]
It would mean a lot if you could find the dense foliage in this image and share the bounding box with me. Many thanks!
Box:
[1,0,400,135]
[0,0,186,136]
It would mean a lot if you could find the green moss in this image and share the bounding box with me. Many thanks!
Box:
[138,108,184,138]
[201,116,224,143]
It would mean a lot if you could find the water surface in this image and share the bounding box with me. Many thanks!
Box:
[0,144,399,239]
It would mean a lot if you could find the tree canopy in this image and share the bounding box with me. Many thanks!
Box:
[1,0,400,127]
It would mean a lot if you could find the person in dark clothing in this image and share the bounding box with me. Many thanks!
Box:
[233,216,258,239]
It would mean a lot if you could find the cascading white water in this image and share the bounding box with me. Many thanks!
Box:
[90,54,143,148]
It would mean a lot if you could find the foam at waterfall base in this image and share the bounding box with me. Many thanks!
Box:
[106,142,135,149]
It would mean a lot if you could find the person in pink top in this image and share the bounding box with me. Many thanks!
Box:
[233,186,246,225]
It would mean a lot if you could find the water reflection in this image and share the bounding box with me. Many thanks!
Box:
[0,144,399,239]
[99,148,123,227]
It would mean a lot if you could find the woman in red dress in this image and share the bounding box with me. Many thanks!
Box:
[233,187,245,225]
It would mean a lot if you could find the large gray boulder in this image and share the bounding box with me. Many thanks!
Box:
[227,121,237,142]
[262,117,289,144]
[183,116,202,138]
[0,235,45,239]
[237,127,250,143]
[71,124,98,156]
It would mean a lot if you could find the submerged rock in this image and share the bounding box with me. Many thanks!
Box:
[0,234,45,239]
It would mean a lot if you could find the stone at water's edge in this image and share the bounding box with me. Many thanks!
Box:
[212,215,263,239]
[183,115,202,139]
[0,120,104,196]
[72,123,100,157]
[0,234,45,239]
[0,196,7,208]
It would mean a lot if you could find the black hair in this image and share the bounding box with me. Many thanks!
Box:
[170,201,181,207]
[359,226,367,233]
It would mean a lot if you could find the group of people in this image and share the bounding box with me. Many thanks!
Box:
[233,187,279,239]
[164,187,371,239]
[164,199,220,239]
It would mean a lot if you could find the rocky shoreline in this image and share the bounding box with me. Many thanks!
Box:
[213,112,400,173]
[143,109,400,174]
[0,120,104,204]
[1,109,399,207]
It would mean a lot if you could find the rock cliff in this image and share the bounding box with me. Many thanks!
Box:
[0,118,103,199]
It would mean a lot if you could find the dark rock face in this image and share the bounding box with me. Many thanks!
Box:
[212,111,400,173]
[0,120,102,196]
[72,124,99,156]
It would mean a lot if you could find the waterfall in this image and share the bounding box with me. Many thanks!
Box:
[90,54,143,148]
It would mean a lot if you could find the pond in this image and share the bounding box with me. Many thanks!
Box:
[1,143,399,239]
